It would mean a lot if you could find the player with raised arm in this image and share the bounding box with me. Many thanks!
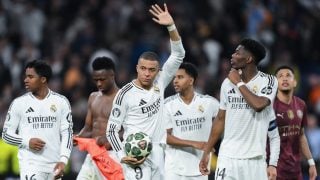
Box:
[74,57,121,179]
[2,60,73,180]
[164,62,219,180]
[272,66,317,180]
[106,3,185,180]
[199,38,280,180]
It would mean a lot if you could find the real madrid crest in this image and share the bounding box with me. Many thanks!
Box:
[287,109,294,120]
[153,85,160,93]
[252,85,258,94]
[297,109,303,119]
[50,104,57,112]
[198,105,204,113]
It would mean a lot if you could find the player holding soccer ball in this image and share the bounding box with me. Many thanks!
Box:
[124,132,152,161]
[106,3,185,180]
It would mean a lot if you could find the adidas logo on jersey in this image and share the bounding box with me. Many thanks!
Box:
[25,107,34,113]
[174,110,182,116]
[139,99,147,106]
[228,88,236,94]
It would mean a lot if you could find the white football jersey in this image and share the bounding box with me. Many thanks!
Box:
[2,90,73,172]
[107,40,185,160]
[164,93,219,176]
[219,71,277,159]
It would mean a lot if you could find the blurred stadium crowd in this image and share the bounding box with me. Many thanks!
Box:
[0,0,320,179]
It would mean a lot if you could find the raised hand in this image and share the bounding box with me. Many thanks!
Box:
[149,4,174,26]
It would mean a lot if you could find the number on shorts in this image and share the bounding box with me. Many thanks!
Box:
[215,168,226,180]
[25,174,36,180]
[134,166,143,180]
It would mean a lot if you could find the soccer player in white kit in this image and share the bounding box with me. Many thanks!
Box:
[164,62,219,180]
[106,3,185,180]
[199,38,280,180]
[2,60,73,180]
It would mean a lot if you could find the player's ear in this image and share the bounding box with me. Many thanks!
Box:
[40,76,47,84]
[247,56,253,64]
[189,77,194,86]
[293,78,297,88]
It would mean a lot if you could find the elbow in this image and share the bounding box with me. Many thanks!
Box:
[252,103,267,112]
[253,107,264,112]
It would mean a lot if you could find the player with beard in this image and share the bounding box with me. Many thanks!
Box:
[199,38,280,180]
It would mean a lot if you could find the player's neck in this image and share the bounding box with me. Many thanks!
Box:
[32,87,49,100]
[102,84,119,96]
[134,79,152,90]
[277,91,293,104]
[241,67,258,83]
[179,88,194,105]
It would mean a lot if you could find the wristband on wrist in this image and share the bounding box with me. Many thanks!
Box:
[167,24,176,31]
[308,159,315,166]
[236,81,245,88]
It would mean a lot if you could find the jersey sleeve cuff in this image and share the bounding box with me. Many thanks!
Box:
[116,151,126,161]
[21,137,31,149]
[268,161,278,167]
[60,156,69,165]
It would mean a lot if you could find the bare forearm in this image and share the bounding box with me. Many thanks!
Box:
[167,134,196,147]
[300,133,313,160]
[238,85,269,112]
[168,25,181,41]
[77,126,92,138]
[204,115,224,154]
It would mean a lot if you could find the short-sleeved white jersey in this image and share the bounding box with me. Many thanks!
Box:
[107,40,185,160]
[219,71,277,159]
[164,93,219,176]
[2,90,73,172]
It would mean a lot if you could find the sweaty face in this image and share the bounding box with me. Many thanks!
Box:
[230,45,251,69]
[173,69,193,94]
[92,69,114,93]
[24,68,44,93]
[136,58,159,89]
[276,69,296,92]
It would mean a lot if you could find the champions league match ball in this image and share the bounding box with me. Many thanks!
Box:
[124,132,152,160]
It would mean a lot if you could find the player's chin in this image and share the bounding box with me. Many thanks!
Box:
[174,87,181,93]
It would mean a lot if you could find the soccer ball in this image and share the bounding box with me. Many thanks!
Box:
[124,132,152,160]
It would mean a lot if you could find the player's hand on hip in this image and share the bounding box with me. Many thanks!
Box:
[149,3,174,26]
[267,166,277,180]
[228,68,242,85]
[53,162,65,179]
[309,165,317,180]
[199,152,210,175]
[121,156,146,166]
[29,138,46,151]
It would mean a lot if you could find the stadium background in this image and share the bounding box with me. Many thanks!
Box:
[0,0,319,179]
